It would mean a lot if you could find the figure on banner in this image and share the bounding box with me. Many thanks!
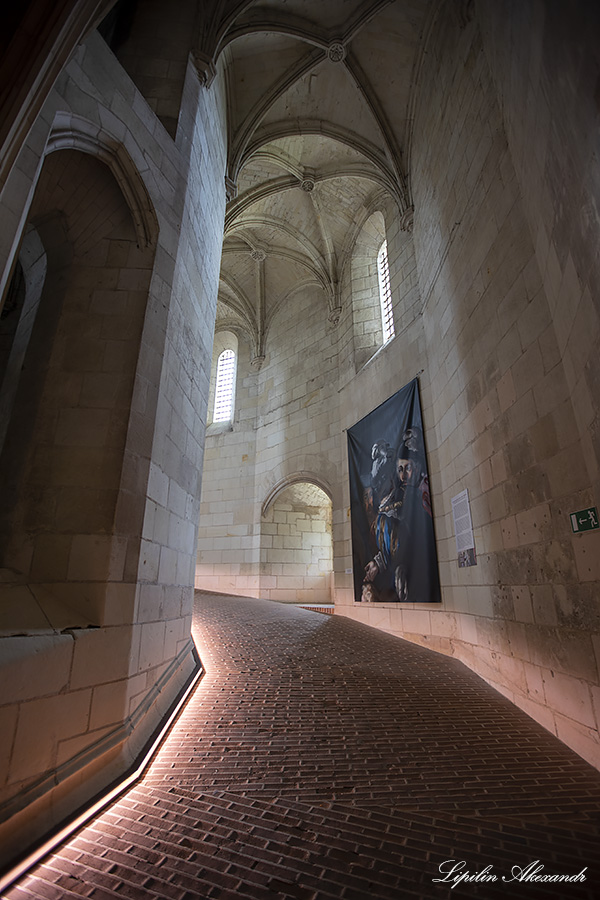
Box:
[363,440,393,526]
[362,439,394,555]
[402,425,422,453]
[360,582,380,602]
[363,436,433,602]
[347,378,441,605]
[371,439,394,497]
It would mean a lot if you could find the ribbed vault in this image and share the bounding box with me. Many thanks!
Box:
[196,0,431,362]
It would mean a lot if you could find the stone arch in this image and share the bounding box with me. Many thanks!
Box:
[261,471,333,518]
[0,142,156,629]
[0,0,112,194]
[260,476,334,604]
[46,112,159,249]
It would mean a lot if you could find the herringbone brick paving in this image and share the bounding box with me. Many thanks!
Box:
[4,591,600,899]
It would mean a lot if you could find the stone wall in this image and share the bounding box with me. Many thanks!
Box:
[195,332,262,597]
[198,1,598,773]
[478,0,600,556]
[196,279,343,598]
[0,30,226,866]
[113,0,199,137]
[336,2,600,769]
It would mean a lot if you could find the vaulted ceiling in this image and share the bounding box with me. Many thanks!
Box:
[109,0,433,361]
[202,0,432,363]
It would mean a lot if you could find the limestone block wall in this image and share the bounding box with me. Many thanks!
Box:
[135,48,227,683]
[195,335,262,597]
[0,228,46,452]
[0,31,226,866]
[336,258,359,389]
[254,285,342,499]
[196,282,343,599]
[112,0,199,136]
[341,198,419,378]
[477,0,600,575]
[336,4,600,769]
[196,190,419,604]
[333,203,427,600]
[0,0,113,197]
[252,285,342,604]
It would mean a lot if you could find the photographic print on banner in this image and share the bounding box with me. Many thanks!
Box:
[347,378,441,604]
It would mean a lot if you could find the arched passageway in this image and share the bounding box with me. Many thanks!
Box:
[260,481,333,604]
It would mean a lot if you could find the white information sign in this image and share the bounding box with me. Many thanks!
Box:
[451,488,477,567]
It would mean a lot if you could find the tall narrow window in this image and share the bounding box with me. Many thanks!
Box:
[377,240,395,343]
[213,349,236,422]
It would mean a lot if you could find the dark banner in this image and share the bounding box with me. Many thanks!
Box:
[347,378,441,604]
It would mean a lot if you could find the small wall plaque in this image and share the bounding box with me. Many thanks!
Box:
[570,507,599,533]
[452,488,477,566]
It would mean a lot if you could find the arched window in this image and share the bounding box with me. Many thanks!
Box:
[377,240,395,343]
[213,348,236,422]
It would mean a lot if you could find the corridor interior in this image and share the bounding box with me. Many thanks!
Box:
[1,1,600,895]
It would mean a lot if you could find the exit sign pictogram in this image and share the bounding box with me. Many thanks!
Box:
[570,507,599,533]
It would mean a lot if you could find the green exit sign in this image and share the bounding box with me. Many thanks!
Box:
[570,507,599,533]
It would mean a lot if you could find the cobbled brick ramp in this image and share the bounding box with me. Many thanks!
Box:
[4,591,600,899]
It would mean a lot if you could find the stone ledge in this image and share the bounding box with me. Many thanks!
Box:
[0,638,201,876]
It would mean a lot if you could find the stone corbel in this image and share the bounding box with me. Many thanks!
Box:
[250,355,265,371]
[328,306,343,326]
[400,205,414,233]
[192,50,217,88]
[225,175,238,202]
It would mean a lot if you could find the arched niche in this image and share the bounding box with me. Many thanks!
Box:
[0,145,156,630]
[260,479,333,605]
[46,113,159,250]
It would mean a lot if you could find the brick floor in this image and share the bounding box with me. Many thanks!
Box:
[4,591,600,899]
